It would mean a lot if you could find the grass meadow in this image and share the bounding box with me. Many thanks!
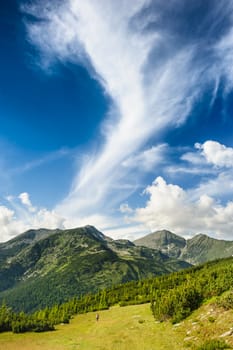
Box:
[0,302,232,350]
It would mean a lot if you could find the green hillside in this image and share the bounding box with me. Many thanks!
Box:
[0,256,233,339]
[0,226,189,312]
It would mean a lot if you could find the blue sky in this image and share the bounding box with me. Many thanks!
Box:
[1,0,233,242]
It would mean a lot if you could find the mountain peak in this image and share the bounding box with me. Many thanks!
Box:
[83,225,111,242]
[134,230,233,265]
[134,229,186,258]
[191,233,209,241]
[134,229,186,244]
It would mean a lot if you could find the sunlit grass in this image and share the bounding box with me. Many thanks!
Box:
[0,304,186,350]
[0,302,232,350]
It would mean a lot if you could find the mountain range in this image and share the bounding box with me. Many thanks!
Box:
[0,226,189,312]
[134,229,233,264]
[1,226,233,312]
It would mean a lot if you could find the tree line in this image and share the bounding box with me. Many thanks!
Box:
[1,257,233,333]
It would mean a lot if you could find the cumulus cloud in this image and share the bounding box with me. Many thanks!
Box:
[130,176,233,239]
[30,208,65,229]
[166,140,233,180]
[0,205,26,242]
[0,195,66,242]
[0,206,15,226]
[195,140,233,168]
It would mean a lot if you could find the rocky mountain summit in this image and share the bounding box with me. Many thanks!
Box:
[134,230,233,264]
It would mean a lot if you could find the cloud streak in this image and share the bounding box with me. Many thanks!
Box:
[19,0,233,235]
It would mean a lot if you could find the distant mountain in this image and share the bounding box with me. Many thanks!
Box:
[180,233,233,264]
[134,230,233,264]
[0,226,190,312]
[134,230,186,259]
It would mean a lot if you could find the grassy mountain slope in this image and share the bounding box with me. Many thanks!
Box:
[134,230,233,264]
[0,226,189,312]
[0,304,187,350]
[1,255,233,350]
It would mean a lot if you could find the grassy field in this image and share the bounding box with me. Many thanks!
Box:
[0,303,232,350]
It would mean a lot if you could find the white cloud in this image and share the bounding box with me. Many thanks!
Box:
[0,206,15,226]
[122,144,168,172]
[30,208,65,229]
[195,141,233,168]
[166,141,233,179]
[0,205,26,242]
[181,151,206,166]
[18,192,36,212]
[0,193,124,243]
[190,172,233,201]
[119,203,133,214]
[166,165,215,176]
[13,147,72,174]
[19,1,233,236]
[0,195,66,243]
[104,224,148,241]
[19,192,31,206]
[129,176,233,239]
[156,139,233,204]
[23,0,207,220]
[215,27,233,93]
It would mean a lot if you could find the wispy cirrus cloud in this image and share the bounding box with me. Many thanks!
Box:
[122,144,168,172]
[15,0,233,237]
[190,172,233,203]
[13,147,73,174]
[0,141,72,181]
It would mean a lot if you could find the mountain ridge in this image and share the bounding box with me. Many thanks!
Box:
[134,229,233,264]
[0,225,189,312]
[2,225,233,312]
